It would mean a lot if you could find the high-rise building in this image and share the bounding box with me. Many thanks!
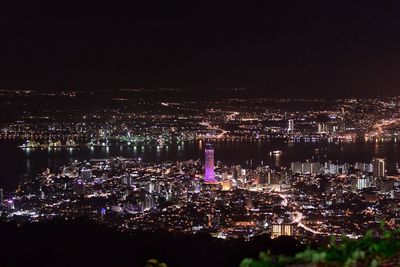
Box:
[0,188,3,203]
[354,162,363,171]
[232,165,242,180]
[356,177,369,190]
[256,166,270,184]
[302,162,312,174]
[271,224,294,238]
[317,123,328,134]
[372,158,386,178]
[143,194,155,211]
[291,162,302,174]
[364,163,373,173]
[253,172,261,185]
[311,162,322,174]
[204,143,216,182]
[288,119,294,133]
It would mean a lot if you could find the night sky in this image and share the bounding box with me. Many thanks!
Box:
[1,1,400,97]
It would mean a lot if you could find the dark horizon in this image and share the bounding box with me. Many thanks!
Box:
[1,1,400,97]
[1,87,399,100]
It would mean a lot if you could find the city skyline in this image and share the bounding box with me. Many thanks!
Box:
[1,86,400,267]
[1,2,400,266]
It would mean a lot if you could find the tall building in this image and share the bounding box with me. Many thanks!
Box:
[356,177,370,190]
[311,162,322,174]
[291,162,302,174]
[372,158,386,178]
[288,119,294,133]
[232,165,242,180]
[0,188,3,203]
[143,194,155,211]
[204,143,216,182]
[271,224,294,238]
[317,123,328,134]
[302,162,312,174]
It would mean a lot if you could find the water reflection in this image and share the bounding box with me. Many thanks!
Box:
[2,139,400,191]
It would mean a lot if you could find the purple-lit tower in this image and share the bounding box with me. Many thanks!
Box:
[204,143,216,182]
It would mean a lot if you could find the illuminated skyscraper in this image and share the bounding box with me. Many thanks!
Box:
[271,224,294,238]
[291,162,302,174]
[373,158,386,178]
[204,143,216,182]
[356,177,369,190]
[318,123,328,134]
[288,119,294,133]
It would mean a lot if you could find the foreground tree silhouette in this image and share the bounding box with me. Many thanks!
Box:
[240,226,400,267]
[145,259,168,267]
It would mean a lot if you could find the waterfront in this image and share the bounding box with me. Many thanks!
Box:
[1,139,399,191]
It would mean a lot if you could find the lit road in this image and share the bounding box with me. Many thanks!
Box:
[199,122,227,138]
[198,111,240,139]
[367,118,400,138]
[291,211,324,235]
[273,191,327,235]
[225,111,239,121]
